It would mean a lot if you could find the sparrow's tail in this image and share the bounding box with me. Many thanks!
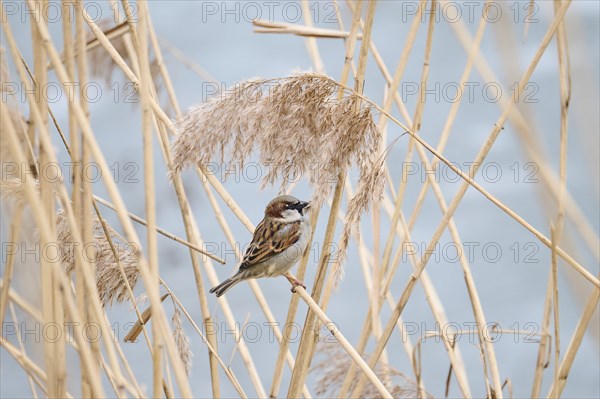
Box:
[209,276,241,297]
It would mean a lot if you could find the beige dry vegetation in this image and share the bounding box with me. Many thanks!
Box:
[0,1,598,399]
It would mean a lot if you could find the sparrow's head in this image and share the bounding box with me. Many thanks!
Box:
[265,195,311,221]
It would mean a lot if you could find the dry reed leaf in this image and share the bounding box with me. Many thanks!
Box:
[124,293,169,343]
[171,72,385,272]
[311,343,432,399]
[56,209,141,307]
[171,307,193,375]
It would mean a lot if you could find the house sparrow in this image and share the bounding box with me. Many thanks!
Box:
[209,195,312,297]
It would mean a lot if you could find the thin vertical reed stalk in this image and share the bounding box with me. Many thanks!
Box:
[0,205,23,325]
[134,3,164,397]
[8,303,39,398]
[29,2,66,396]
[287,3,378,397]
[1,92,106,398]
[350,2,574,397]
[292,284,393,398]
[15,2,193,393]
[272,2,364,396]
[445,0,598,262]
[74,1,96,394]
[531,272,554,397]
[547,278,599,398]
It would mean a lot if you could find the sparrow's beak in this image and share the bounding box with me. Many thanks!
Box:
[296,201,311,215]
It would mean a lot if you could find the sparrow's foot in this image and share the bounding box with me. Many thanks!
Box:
[285,273,306,293]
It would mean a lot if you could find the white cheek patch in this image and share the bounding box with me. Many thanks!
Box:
[281,209,302,221]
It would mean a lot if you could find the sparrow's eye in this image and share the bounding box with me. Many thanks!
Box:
[286,202,300,210]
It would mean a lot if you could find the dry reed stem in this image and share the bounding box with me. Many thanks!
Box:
[384,19,504,385]
[531,272,554,398]
[29,3,66,395]
[87,4,218,394]
[289,3,378,396]
[288,282,392,398]
[347,82,597,288]
[374,20,495,382]
[328,0,598,289]
[147,12,181,117]
[351,2,574,397]
[446,0,598,263]
[253,19,362,39]
[3,283,42,324]
[36,42,158,396]
[411,142,498,395]
[373,0,431,369]
[300,0,325,73]
[4,286,142,397]
[16,4,193,393]
[93,195,225,264]
[9,22,132,395]
[550,227,561,396]
[332,186,471,399]
[0,205,23,325]
[0,90,105,398]
[273,3,364,395]
[184,206,272,395]
[159,279,249,398]
[73,3,97,395]
[160,39,219,84]
[114,5,222,392]
[336,184,425,393]
[124,293,169,343]
[547,277,600,398]
[0,340,66,398]
[133,3,163,396]
[338,2,474,397]
[8,303,40,398]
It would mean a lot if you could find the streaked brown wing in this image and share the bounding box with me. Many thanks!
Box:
[239,219,301,270]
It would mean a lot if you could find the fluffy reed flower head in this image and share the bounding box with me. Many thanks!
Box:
[171,72,386,269]
[171,307,193,375]
[57,210,141,307]
[0,178,36,208]
[311,343,432,398]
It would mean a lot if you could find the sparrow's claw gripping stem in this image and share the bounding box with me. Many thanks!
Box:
[285,273,306,293]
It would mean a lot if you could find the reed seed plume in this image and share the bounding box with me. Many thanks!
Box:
[335,140,392,285]
[171,72,384,267]
[172,307,194,375]
[311,343,432,399]
[56,209,141,307]
[0,177,36,208]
